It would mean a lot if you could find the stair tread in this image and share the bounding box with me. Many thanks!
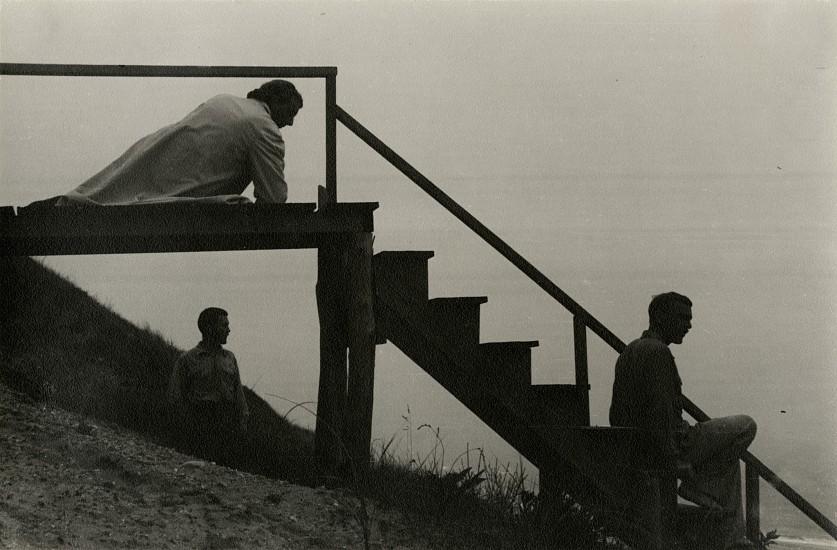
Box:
[374,250,434,260]
[480,340,539,349]
[427,296,488,305]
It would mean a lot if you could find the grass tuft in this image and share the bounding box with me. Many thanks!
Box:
[359,414,612,549]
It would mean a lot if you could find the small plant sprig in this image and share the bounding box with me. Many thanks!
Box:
[757,529,780,549]
[368,408,613,549]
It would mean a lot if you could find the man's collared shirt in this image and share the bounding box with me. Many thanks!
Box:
[167,342,249,421]
[61,94,287,206]
[609,329,689,458]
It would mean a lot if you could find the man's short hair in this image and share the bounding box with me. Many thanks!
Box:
[648,292,692,322]
[247,80,302,107]
[198,307,228,336]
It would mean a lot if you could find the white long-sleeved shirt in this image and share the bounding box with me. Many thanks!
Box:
[59,94,287,205]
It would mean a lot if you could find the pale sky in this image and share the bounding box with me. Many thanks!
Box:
[1,1,835,206]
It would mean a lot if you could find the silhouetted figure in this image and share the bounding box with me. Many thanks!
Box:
[610,292,757,549]
[30,80,302,208]
[167,307,249,465]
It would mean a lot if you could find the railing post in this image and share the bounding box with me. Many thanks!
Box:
[573,315,591,426]
[325,73,337,204]
[746,462,761,542]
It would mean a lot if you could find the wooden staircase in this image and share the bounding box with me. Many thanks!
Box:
[372,250,659,546]
[373,250,589,429]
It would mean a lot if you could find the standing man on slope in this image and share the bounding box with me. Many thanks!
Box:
[47,79,302,206]
[610,292,757,549]
[167,307,249,466]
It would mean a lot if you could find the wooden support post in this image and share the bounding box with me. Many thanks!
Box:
[638,471,665,550]
[314,240,349,477]
[746,462,761,542]
[573,315,591,426]
[345,232,376,475]
[659,469,679,550]
[315,229,375,481]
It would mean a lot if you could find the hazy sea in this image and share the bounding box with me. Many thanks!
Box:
[40,174,836,546]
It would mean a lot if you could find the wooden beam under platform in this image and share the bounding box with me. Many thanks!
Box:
[0,202,378,256]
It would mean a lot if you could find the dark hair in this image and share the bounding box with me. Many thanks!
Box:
[247,79,302,107]
[198,307,228,336]
[648,292,692,323]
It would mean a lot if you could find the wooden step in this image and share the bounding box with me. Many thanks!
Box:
[477,341,538,388]
[422,296,487,352]
[375,295,640,536]
[373,250,434,307]
[528,384,590,426]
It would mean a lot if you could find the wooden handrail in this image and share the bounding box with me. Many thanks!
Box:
[337,104,837,542]
[0,63,336,78]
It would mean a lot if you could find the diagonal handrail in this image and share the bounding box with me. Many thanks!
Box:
[336,104,837,542]
[335,106,624,352]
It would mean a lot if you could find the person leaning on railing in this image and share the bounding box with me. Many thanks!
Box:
[29,79,302,208]
[610,292,758,550]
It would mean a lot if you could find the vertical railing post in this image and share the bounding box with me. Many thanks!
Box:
[325,73,337,204]
[746,462,761,542]
[573,315,591,425]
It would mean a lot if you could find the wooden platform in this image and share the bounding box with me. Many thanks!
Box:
[0,202,378,256]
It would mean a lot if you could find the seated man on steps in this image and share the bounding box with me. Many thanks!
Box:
[29,79,302,207]
[609,292,757,549]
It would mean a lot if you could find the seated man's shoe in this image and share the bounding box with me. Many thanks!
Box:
[677,485,725,514]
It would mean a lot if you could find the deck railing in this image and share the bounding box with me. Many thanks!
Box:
[2,62,834,542]
[0,63,340,204]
